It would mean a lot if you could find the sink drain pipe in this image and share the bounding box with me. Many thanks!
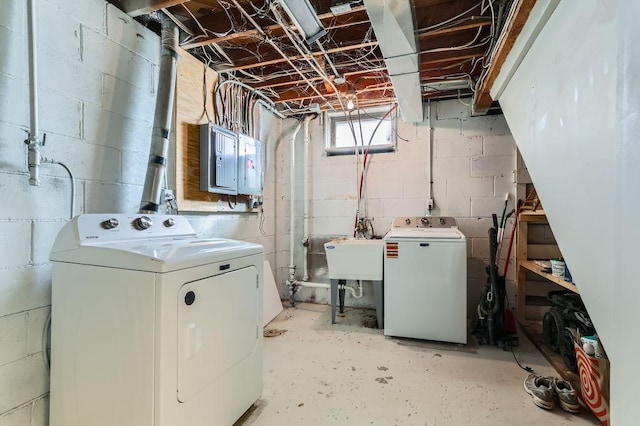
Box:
[286,116,362,304]
[286,119,333,304]
[140,14,178,214]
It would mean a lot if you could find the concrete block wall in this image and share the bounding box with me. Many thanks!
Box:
[0,1,283,423]
[430,101,516,317]
[0,1,160,422]
[286,100,516,314]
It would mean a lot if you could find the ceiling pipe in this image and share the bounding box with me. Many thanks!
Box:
[140,15,179,214]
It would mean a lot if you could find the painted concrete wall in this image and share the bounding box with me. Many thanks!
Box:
[279,101,517,317]
[0,1,157,421]
[497,0,615,366]
[616,0,640,419]
[0,0,282,423]
[494,0,640,421]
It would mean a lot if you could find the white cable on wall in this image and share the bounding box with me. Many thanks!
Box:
[41,157,75,220]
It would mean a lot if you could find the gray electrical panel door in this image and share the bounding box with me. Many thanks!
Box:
[200,124,238,195]
[237,134,263,196]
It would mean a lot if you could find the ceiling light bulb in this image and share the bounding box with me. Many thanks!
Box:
[346,98,355,111]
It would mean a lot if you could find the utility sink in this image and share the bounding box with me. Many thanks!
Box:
[324,238,383,281]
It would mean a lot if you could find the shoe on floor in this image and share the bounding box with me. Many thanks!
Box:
[523,374,555,410]
[554,378,580,413]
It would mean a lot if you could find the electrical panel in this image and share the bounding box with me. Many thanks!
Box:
[200,123,238,195]
[237,134,263,196]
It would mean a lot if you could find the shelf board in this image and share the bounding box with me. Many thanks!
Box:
[519,210,548,222]
[520,260,578,293]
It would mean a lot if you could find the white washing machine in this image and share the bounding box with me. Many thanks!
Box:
[49,214,263,426]
[383,216,467,344]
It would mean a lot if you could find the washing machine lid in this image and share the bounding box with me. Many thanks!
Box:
[50,214,263,272]
[384,228,465,240]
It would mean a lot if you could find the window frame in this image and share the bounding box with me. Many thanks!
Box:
[324,105,398,156]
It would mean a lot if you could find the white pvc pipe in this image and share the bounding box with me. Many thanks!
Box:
[296,281,330,289]
[288,120,304,282]
[27,0,41,186]
[296,280,361,299]
[347,280,364,299]
[302,116,313,281]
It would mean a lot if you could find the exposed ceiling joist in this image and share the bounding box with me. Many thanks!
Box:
[181,5,368,50]
[219,41,379,73]
[474,0,537,114]
[275,83,394,104]
[254,68,388,90]
[115,0,188,17]
[149,0,504,116]
[417,18,492,39]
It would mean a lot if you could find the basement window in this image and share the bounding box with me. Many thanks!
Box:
[325,106,397,155]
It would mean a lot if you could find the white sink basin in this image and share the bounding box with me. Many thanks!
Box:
[324,238,383,280]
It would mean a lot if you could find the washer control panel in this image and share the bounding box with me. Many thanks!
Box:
[75,214,196,244]
[391,216,458,229]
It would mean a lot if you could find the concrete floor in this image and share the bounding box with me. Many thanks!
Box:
[237,303,597,426]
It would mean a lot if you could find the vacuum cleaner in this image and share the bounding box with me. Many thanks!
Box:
[473,213,518,347]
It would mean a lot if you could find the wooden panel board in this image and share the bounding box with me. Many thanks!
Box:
[175,47,220,212]
[474,0,537,113]
[527,244,562,260]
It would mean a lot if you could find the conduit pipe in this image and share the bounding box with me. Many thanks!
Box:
[286,117,335,300]
[255,99,286,119]
[302,116,313,281]
[287,120,304,287]
[26,0,41,186]
[140,16,178,214]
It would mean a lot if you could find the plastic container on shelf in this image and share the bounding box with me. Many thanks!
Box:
[550,258,566,277]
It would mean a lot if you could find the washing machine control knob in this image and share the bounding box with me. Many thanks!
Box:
[163,218,176,228]
[134,216,153,230]
[420,217,430,225]
[101,218,119,229]
[404,218,411,225]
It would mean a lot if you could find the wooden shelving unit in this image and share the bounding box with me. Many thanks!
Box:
[516,210,569,323]
[516,210,581,390]
[520,260,578,293]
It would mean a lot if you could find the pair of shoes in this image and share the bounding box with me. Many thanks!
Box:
[524,374,555,410]
[523,374,580,413]
[554,378,580,413]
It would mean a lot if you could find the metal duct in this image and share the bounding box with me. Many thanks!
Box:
[364,0,423,122]
[140,16,179,214]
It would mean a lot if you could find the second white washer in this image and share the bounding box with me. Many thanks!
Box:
[383,216,467,344]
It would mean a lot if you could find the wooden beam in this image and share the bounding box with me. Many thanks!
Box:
[115,0,188,17]
[474,0,538,113]
[254,67,388,90]
[417,18,492,39]
[419,50,486,67]
[181,5,368,50]
[219,41,379,73]
[274,84,395,104]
